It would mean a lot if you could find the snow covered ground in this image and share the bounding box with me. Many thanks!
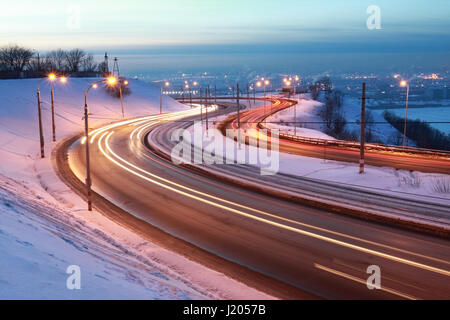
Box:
[265,95,335,140]
[341,96,406,145]
[372,106,450,135]
[0,78,272,300]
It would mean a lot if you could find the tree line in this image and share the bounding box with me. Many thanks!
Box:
[0,45,107,75]
[383,111,450,150]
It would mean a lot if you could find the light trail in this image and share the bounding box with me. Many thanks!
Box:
[93,129,450,277]
[314,263,417,300]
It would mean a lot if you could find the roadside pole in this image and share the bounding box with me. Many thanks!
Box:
[360,82,366,174]
[50,88,56,142]
[236,83,241,149]
[294,100,297,136]
[200,87,203,123]
[237,83,241,149]
[206,86,209,135]
[84,92,92,211]
[37,90,45,158]
[119,86,125,118]
[247,83,251,108]
[160,86,163,114]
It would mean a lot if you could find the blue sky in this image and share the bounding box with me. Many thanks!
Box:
[1,0,448,73]
[1,0,449,52]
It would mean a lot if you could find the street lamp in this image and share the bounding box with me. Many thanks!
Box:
[160,81,170,114]
[118,78,128,119]
[400,80,410,149]
[263,80,270,123]
[36,73,67,157]
[83,76,117,211]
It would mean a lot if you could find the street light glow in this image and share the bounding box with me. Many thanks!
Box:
[165,81,170,87]
[264,80,270,85]
[400,80,408,87]
[48,73,56,80]
[107,77,117,85]
[92,83,98,89]
[124,80,129,85]
[60,76,67,83]
[256,81,262,87]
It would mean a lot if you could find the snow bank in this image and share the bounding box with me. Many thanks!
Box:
[265,96,335,140]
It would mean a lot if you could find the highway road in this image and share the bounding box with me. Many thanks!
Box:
[222,97,450,174]
[62,105,450,300]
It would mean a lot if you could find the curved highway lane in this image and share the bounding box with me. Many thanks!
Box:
[221,97,450,174]
[65,108,450,300]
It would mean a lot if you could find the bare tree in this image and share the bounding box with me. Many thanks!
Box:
[65,49,86,73]
[81,54,97,72]
[0,45,34,71]
[46,49,67,72]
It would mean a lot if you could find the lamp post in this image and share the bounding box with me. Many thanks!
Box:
[36,83,45,158]
[83,77,117,211]
[161,81,170,114]
[48,73,57,142]
[258,79,270,123]
[400,80,410,149]
[256,81,262,115]
[36,73,67,157]
[119,79,128,118]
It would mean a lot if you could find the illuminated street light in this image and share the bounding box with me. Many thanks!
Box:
[400,80,410,149]
[161,81,171,114]
[83,78,118,211]
[107,76,117,85]
[35,73,68,155]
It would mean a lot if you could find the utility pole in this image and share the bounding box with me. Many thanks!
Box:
[36,90,45,158]
[84,92,92,211]
[294,100,297,136]
[119,86,125,118]
[402,82,410,149]
[206,86,209,134]
[360,83,366,174]
[247,83,251,108]
[51,87,56,142]
[200,87,203,123]
[214,85,217,104]
[160,86,163,114]
[237,83,241,149]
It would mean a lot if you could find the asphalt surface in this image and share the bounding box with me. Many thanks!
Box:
[65,106,450,299]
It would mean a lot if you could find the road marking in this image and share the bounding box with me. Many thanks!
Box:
[314,263,418,300]
[96,130,450,278]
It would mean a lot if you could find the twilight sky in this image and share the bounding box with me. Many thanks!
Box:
[1,0,449,73]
